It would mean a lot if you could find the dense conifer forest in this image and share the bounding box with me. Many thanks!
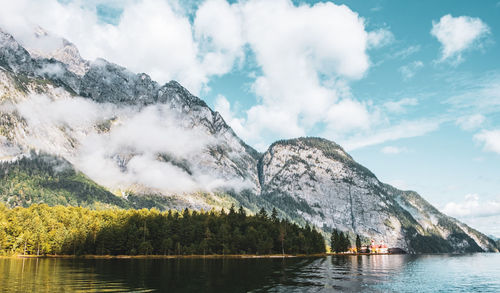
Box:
[0,203,325,256]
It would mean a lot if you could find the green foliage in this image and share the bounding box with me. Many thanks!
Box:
[0,153,188,212]
[156,153,192,176]
[0,153,131,209]
[330,229,351,253]
[330,229,339,253]
[355,234,362,252]
[262,191,316,222]
[0,204,325,256]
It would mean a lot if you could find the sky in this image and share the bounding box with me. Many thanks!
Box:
[0,0,499,237]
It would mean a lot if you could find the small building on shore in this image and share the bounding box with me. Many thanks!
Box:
[369,240,388,253]
[346,241,405,254]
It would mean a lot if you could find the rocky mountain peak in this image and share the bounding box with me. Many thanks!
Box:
[266,137,375,179]
[79,58,158,105]
[26,26,90,76]
[0,29,33,74]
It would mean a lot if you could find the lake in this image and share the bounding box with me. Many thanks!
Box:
[0,254,499,292]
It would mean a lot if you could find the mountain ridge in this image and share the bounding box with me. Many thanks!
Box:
[0,28,497,253]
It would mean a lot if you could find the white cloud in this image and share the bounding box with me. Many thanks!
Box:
[7,92,255,194]
[1,0,400,151]
[14,94,115,130]
[367,28,394,49]
[214,95,248,138]
[233,0,380,146]
[442,194,500,237]
[393,45,420,59]
[474,129,500,154]
[456,114,485,131]
[381,146,407,154]
[343,118,440,151]
[398,61,423,80]
[445,75,500,113]
[431,14,490,63]
[324,99,373,134]
[442,194,500,218]
[194,0,245,76]
[384,98,418,114]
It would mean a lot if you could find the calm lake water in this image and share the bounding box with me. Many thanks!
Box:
[0,254,499,292]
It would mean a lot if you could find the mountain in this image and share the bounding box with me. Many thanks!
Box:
[0,28,497,253]
[0,27,260,209]
[259,138,497,253]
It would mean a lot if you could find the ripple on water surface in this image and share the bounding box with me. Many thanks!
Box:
[0,254,499,292]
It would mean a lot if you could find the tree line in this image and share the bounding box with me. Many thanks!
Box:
[0,203,325,256]
[330,229,362,253]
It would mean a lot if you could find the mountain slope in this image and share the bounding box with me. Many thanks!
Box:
[259,137,497,253]
[0,152,129,208]
[0,28,497,253]
[0,28,260,203]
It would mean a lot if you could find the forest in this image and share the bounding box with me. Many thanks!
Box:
[0,203,326,256]
[330,229,362,253]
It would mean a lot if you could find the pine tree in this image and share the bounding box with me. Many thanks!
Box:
[330,229,339,253]
[271,208,278,222]
[0,204,327,256]
[258,207,268,219]
[344,233,351,252]
[238,206,246,217]
[356,234,361,253]
[338,232,345,253]
[228,204,236,216]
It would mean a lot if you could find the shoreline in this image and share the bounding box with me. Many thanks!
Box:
[1,253,399,259]
[2,254,320,259]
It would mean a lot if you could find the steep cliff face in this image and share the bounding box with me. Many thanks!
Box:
[0,28,497,253]
[259,138,498,253]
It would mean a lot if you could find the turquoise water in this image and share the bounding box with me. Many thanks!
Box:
[0,254,499,292]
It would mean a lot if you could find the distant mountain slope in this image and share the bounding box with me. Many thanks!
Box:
[0,28,497,253]
[0,152,198,211]
[259,137,497,253]
[0,152,128,208]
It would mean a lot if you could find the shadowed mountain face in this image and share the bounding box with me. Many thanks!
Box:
[0,28,497,253]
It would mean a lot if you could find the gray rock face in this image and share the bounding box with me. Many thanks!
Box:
[0,28,497,253]
[259,138,498,253]
[0,29,34,74]
[79,59,159,105]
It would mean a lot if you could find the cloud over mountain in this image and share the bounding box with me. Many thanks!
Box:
[0,0,395,151]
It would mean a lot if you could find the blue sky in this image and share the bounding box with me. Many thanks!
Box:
[1,0,499,236]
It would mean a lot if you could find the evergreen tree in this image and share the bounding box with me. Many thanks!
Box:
[257,208,267,219]
[271,208,278,222]
[338,232,345,253]
[355,234,362,253]
[330,229,339,253]
[0,203,326,256]
[237,206,246,222]
[228,204,236,216]
[344,233,351,252]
